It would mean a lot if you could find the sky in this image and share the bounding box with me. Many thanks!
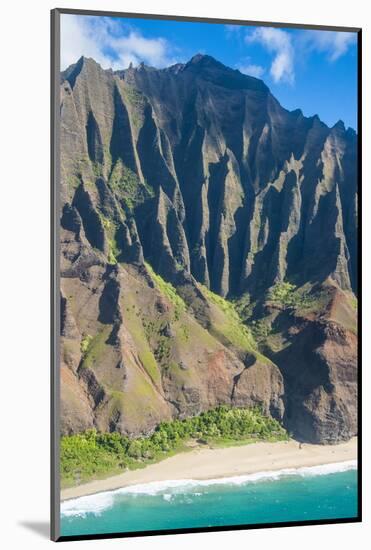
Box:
[61,14,358,130]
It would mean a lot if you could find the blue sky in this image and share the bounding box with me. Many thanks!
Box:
[61,14,358,130]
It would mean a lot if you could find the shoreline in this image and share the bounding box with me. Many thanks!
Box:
[61,437,357,502]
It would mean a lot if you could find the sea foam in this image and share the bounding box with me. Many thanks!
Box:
[61,459,357,518]
[61,491,115,518]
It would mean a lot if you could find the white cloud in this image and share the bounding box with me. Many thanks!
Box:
[225,24,243,38]
[61,15,111,69]
[242,27,356,86]
[245,27,294,84]
[237,63,265,78]
[299,30,357,61]
[60,14,178,71]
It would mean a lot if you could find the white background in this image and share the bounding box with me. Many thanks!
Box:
[1,0,369,548]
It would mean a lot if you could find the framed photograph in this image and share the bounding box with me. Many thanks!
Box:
[51,8,361,542]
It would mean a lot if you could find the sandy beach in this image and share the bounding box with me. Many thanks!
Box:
[61,437,357,501]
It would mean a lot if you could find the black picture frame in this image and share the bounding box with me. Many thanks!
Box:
[51,7,362,542]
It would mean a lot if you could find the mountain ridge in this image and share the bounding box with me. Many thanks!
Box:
[63,54,356,132]
[59,54,358,444]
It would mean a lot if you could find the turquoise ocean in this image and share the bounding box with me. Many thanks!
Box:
[61,461,357,537]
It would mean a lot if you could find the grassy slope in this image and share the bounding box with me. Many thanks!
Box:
[63,257,289,486]
[198,284,273,364]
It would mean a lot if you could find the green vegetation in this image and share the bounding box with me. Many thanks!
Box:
[123,304,162,385]
[267,281,315,309]
[123,85,146,128]
[142,317,162,340]
[79,327,111,370]
[268,281,298,306]
[348,294,358,311]
[263,331,291,354]
[99,214,112,231]
[97,212,120,264]
[124,85,145,108]
[233,292,253,322]
[109,160,153,211]
[145,262,186,321]
[80,334,93,355]
[92,160,103,178]
[107,236,120,265]
[61,406,288,487]
[250,319,272,340]
[154,336,171,363]
[66,174,81,190]
[178,323,190,343]
[138,351,160,385]
[200,285,257,352]
[141,316,173,366]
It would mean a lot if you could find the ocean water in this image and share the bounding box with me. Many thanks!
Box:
[61,461,358,537]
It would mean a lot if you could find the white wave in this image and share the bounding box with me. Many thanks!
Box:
[295,460,357,477]
[114,460,357,494]
[61,491,115,518]
[61,460,356,518]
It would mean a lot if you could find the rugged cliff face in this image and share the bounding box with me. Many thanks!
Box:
[59,54,358,443]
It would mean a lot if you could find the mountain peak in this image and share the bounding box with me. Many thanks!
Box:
[62,56,104,88]
[184,53,226,72]
[183,53,269,93]
[189,53,217,65]
[76,56,101,69]
[189,53,206,63]
[332,119,346,131]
